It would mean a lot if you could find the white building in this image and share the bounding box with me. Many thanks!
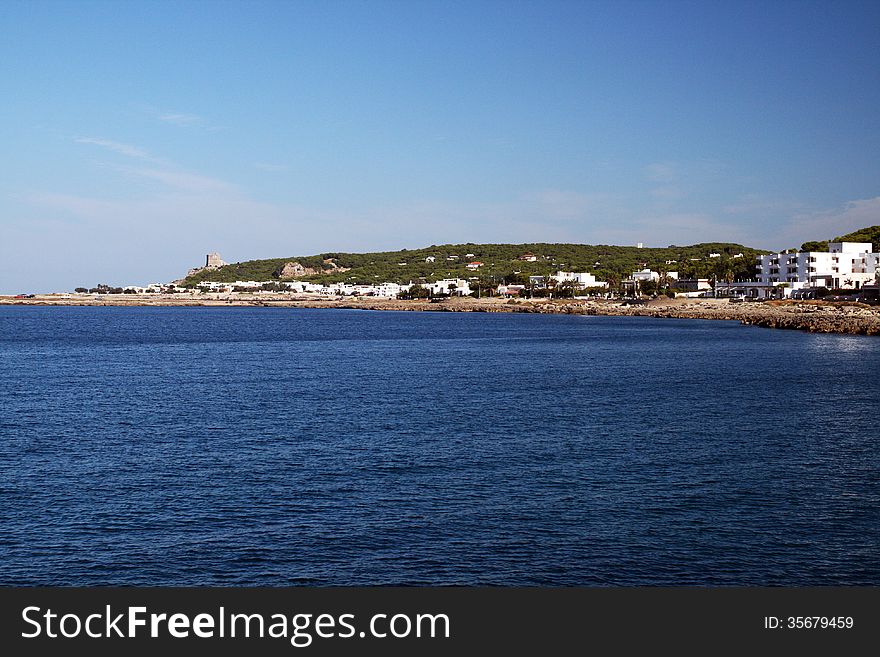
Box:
[370,283,403,298]
[497,284,525,297]
[427,278,471,296]
[755,242,879,297]
[290,282,326,294]
[196,281,234,292]
[226,280,262,289]
[550,271,607,288]
[630,268,660,282]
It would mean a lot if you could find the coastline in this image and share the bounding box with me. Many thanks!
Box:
[3,293,880,335]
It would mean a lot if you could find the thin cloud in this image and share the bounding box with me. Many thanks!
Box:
[253,162,289,173]
[26,192,120,220]
[152,109,223,131]
[643,159,724,202]
[650,186,684,201]
[645,162,677,183]
[116,165,237,194]
[73,137,153,160]
[645,163,684,203]
[520,189,617,222]
[158,112,203,127]
[74,136,234,193]
[776,197,880,249]
[722,196,805,216]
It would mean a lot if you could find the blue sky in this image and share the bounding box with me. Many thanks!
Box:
[1,0,879,292]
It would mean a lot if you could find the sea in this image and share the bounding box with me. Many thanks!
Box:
[0,306,878,586]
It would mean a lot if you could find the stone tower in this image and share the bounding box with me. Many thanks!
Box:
[205,253,227,269]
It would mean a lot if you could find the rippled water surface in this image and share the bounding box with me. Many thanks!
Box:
[1,306,878,585]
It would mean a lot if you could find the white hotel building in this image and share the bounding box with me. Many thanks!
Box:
[752,242,880,297]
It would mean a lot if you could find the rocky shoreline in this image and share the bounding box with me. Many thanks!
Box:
[3,294,880,336]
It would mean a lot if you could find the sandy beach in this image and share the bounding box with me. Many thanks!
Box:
[3,293,880,335]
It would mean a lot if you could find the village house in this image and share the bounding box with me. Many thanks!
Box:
[630,268,660,282]
[550,271,607,289]
[426,279,471,296]
[196,281,234,292]
[371,283,403,298]
[497,284,525,297]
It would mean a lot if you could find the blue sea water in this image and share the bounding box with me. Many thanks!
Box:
[0,306,877,586]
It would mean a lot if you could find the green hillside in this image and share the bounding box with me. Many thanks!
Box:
[801,225,880,253]
[182,241,767,287]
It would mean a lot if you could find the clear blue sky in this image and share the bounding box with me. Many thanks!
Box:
[1,0,878,292]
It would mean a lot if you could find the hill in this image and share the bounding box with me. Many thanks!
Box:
[801,225,880,253]
[181,241,767,287]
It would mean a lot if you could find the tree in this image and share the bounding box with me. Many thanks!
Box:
[555,280,578,298]
[400,284,429,299]
[801,240,828,252]
[657,269,671,292]
[471,278,495,298]
[604,273,621,295]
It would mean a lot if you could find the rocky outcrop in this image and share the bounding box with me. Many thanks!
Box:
[321,258,351,273]
[739,314,880,335]
[4,295,879,335]
[276,261,320,279]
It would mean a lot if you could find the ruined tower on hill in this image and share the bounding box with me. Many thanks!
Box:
[182,252,229,281]
[205,252,227,269]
